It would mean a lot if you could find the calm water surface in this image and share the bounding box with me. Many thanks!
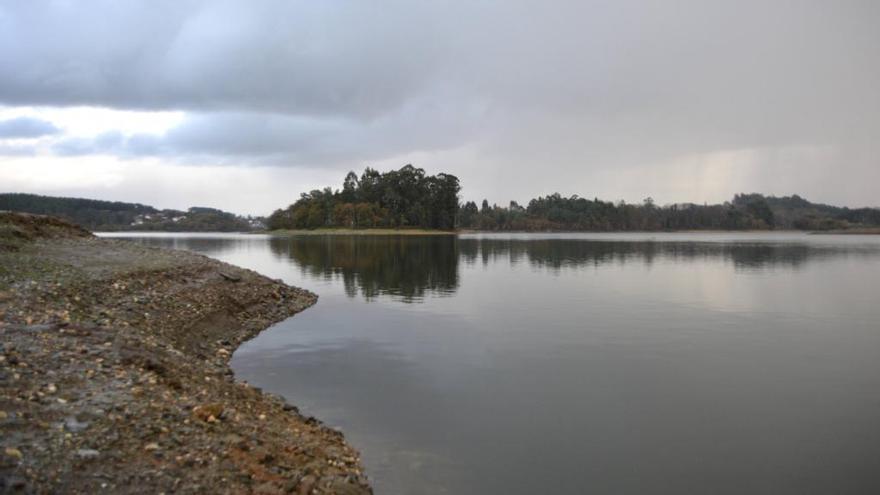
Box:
[104,232,880,494]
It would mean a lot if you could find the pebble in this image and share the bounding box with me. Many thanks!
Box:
[76,448,100,460]
[65,416,90,433]
[5,447,23,460]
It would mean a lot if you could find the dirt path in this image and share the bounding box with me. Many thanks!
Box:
[0,213,371,494]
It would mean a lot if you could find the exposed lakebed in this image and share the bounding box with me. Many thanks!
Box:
[106,232,880,494]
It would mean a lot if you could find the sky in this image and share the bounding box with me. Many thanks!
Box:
[1,0,878,215]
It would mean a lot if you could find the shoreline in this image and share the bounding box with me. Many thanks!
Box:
[271,228,878,236]
[265,228,456,236]
[92,228,879,237]
[0,213,371,493]
[808,228,880,235]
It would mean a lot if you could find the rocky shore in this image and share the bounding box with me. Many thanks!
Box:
[0,212,371,494]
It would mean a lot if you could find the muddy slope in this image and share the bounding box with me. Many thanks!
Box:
[0,212,371,494]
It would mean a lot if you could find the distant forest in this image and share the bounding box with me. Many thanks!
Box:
[459,193,880,231]
[271,165,880,232]
[0,193,261,232]
[4,167,880,233]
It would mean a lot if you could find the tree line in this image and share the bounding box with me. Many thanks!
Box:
[459,193,880,231]
[269,165,879,232]
[0,193,259,232]
[5,171,878,233]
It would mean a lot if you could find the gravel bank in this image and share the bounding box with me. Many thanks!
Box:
[0,212,371,494]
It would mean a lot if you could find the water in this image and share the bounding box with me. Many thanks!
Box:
[103,232,880,494]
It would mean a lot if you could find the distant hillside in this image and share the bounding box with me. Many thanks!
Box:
[458,193,880,231]
[0,193,263,232]
[732,194,880,230]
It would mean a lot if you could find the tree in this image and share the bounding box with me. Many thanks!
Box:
[744,198,775,228]
[341,171,359,203]
[333,203,355,227]
[307,203,325,228]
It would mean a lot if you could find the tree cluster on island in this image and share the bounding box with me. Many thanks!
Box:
[267,165,461,230]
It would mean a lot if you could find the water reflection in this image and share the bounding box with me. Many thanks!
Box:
[102,233,263,258]
[260,235,880,301]
[269,235,460,302]
[461,238,879,271]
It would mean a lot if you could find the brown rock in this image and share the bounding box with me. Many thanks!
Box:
[193,403,225,422]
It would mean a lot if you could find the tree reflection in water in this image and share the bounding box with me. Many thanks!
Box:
[270,235,460,302]
[269,235,880,302]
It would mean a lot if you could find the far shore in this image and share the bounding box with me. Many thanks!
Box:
[265,227,457,235]
[95,227,880,236]
[264,228,880,236]
[809,228,880,235]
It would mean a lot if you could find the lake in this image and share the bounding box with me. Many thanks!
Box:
[104,232,880,494]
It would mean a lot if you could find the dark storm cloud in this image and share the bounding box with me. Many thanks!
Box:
[1,1,879,206]
[0,116,59,138]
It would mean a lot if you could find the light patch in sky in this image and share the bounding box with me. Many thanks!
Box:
[0,106,185,138]
[1,155,127,189]
[0,155,343,214]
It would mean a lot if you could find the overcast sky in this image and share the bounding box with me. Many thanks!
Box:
[1,1,878,214]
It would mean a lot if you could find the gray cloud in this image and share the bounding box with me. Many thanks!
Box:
[49,96,483,166]
[0,143,36,156]
[0,116,59,138]
[1,1,879,207]
[52,131,125,156]
[0,1,447,118]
